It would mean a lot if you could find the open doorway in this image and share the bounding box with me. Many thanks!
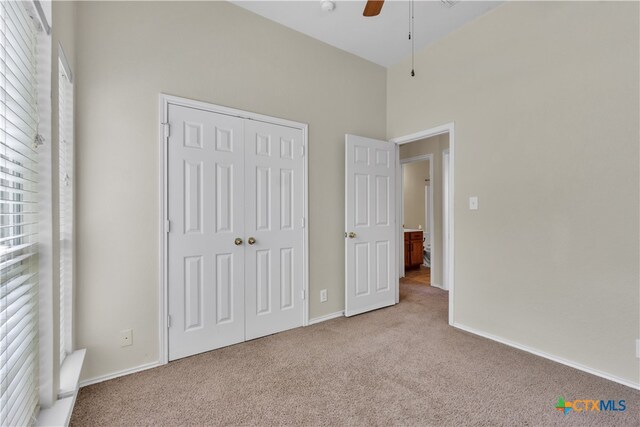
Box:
[393,124,454,324]
[400,156,433,288]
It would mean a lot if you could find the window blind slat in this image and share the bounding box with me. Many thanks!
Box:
[0,126,38,158]
[0,185,37,196]
[0,70,38,120]
[0,305,34,356]
[0,21,36,74]
[0,222,36,231]
[1,249,37,269]
[5,362,37,425]
[0,272,34,298]
[4,1,36,44]
[3,328,36,395]
[0,50,37,104]
[1,102,39,135]
[0,154,40,178]
[1,1,40,425]
[0,174,37,186]
[4,2,36,49]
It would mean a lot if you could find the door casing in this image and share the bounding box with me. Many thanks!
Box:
[391,123,455,326]
[159,94,309,365]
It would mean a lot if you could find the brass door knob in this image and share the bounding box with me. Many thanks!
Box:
[248,237,256,245]
[348,232,356,239]
[234,238,243,246]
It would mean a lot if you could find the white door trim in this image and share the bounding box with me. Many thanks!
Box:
[390,123,455,325]
[399,154,433,282]
[442,149,451,292]
[158,94,309,365]
[424,183,434,269]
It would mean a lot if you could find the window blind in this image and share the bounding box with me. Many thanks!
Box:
[0,1,41,426]
[58,58,72,366]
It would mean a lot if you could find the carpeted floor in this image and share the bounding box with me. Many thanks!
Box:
[71,278,640,426]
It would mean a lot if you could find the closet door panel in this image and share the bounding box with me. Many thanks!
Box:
[244,121,304,340]
[168,105,245,361]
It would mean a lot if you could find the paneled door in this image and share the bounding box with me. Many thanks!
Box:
[168,105,246,361]
[244,120,305,340]
[167,101,306,361]
[345,134,396,316]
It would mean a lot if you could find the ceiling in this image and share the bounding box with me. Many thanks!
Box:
[231,1,503,67]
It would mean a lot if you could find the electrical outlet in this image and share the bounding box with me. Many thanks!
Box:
[636,339,640,359]
[320,289,328,303]
[469,196,478,210]
[120,329,133,347]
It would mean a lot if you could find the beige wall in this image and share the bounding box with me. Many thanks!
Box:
[400,134,449,286]
[402,160,428,230]
[388,1,639,385]
[74,1,386,381]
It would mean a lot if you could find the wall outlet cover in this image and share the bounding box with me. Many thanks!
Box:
[469,196,478,210]
[320,289,328,303]
[120,329,133,347]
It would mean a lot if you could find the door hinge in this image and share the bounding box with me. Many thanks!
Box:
[167,315,172,328]
[301,289,306,300]
[162,122,170,140]
[165,219,171,233]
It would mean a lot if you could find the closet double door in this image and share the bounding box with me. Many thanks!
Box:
[167,104,304,361]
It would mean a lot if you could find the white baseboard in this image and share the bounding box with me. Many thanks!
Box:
[430,283,444,289]
[453,322,640,391]
[308,310,344,325]
[81,312,344,387]
[79,361,161,388]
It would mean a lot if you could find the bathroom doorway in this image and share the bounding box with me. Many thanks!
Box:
[395,129,452,314]
[392,123,455,324]
[400,157,433,287]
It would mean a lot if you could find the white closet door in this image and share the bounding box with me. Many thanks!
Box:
[244,120,305,340]
[345,134,396,316]
[168,105,245,361]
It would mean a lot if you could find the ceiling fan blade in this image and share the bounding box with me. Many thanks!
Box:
[363,0,384,17]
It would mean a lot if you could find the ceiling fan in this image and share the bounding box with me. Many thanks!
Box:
[363,0,385,17]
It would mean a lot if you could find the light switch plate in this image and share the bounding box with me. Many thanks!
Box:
[469,196,478,210]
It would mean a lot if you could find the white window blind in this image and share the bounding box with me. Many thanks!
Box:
[58,56,72,366]
[0,1,41,426]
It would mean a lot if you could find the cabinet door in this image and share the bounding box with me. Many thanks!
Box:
[411,240,423,267]
[404,240,410,268]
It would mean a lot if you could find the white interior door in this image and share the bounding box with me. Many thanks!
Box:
[345,134,396,316]
[168,105,245,361]
[244,120,305,340]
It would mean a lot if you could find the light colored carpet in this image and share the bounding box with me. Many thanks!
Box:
[71,279,639,426]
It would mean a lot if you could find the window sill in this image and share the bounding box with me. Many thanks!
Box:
[36,348,86,426]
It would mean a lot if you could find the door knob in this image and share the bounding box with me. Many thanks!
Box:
[234,238,243,245]
[348,232,356,239]
[248,237,256,245]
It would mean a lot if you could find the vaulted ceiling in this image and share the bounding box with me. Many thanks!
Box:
[232,1,503,67]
